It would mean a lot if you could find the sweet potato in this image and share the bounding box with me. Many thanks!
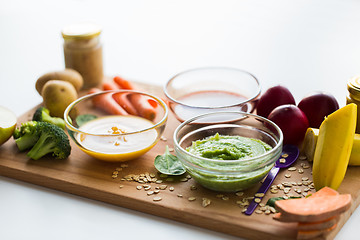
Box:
[275,194,351,222]
[298,216,339,231]
[297,224,337,240]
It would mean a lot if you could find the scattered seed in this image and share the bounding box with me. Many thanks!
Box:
[186,175,192,179]
[154,189,160,194]
[302,177,309,181]
[282,153,289,158]
[270,189,278,194]
[279,158,286,164]
[180,178,188,182]
[241,208,247,213]
[236,191,244,197]
[284,187,291,194]
[136,186,142,190]
[153,197,162,202]
[222,196,229,201]
[159,185,167,190]
[190,185,197,190]
[269,207,277,213]
[160,136,167,141]
[259,203,265,207]
[255,210,263,214]
[254,198,261,203]
[298,169,304,174]
[202,198,211,207]
[155,180,163,184]
[112,174,118,179]
[255,193,265,198]
[297,182,303,186]
[188,197,196,201]
[285,174,291,178]
[302,164,310,169]
[169,186,175,191]
[291,182,297,186]
[177,194,183,198]
[147,191,155,196]
[264,209,271,215]
[168,147,174,152]
[282,182,292,187]
[119,185,124,189]
[288,167,297,171]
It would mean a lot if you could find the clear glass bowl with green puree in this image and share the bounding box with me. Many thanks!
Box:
[173,111,283,192]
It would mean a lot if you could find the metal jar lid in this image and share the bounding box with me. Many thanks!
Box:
[62,23,102,40]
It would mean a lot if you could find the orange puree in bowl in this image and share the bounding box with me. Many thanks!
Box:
[76,115,158,162]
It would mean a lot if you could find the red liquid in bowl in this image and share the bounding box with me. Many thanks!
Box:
[172,90,248,122]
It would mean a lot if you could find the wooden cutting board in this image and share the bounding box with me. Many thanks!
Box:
[0,82,359,240]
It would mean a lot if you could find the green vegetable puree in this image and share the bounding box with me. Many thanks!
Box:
[187,133,272,160]
[184,133,274,192]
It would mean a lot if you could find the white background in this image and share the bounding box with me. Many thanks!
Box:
[1,0,360,239]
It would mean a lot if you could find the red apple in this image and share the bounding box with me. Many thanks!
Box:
[256,85,296,118]
[268,104,309,145]
[298,92,339,128]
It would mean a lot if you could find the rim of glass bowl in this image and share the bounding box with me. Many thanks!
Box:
[164,67,261,109]
[173,111,283,172]
[64,90,168,137]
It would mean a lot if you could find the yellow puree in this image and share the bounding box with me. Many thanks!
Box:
[76,115,158,162]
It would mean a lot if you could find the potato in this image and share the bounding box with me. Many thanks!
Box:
[42,80,78,118]
[36,69,83,95]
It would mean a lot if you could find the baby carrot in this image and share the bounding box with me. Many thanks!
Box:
[88,88,128,116]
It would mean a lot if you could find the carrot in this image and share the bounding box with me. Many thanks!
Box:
[129,94,157,121]
[113,76,158,120]
[275,194,351,222]
[102,81,119,91]
[113,92,138,115]
[113,76,135,90]
[88,88,128,116]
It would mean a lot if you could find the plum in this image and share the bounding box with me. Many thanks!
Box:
[298,92,339,128]
[268,104,309,145]
[256,85,296,118]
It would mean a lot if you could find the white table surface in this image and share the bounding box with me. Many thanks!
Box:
[1,0,360,239]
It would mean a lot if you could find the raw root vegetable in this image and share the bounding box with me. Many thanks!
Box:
[128,94,157,121]
[297,224,337,240]
[273,187,351,239]
[113,75,135,90]
[113,92,138,115]
[302,127,360,166]
[275,193,351,222]
[88,88,128,116]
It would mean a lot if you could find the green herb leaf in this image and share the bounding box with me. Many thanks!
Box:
[76,114,97,127]
[266,196,301,208]
[154,146,186,175]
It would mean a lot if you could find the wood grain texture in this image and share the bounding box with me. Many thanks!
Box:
[0,82,358,240]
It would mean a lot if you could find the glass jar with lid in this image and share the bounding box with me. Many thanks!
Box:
[346,76,360,133]
[62,23,104,89]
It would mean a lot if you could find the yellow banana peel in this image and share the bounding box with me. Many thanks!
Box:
[302,127,360,166]
[312,103,357,190]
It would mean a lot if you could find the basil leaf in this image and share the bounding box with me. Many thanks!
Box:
[76,114,97,127]
[154,146,186,175]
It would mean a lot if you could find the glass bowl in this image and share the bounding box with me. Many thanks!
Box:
[64,90,168,162]
[164,67,261,122]
[174,112,283,192]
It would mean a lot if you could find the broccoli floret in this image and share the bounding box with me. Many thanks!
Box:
[26,122,71,160]
[13,121,41,151]
[32,107,66,129]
